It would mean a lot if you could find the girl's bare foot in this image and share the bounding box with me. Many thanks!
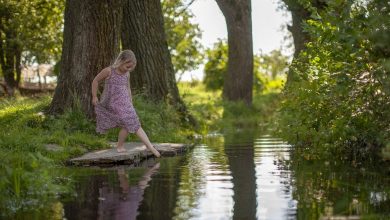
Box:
[147,145,161,158]
[116,146,127,153]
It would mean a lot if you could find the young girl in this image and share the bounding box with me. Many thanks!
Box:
[91,49,161,157]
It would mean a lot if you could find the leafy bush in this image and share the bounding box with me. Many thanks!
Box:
[278,0,390,160]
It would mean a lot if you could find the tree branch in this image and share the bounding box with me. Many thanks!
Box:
[178,0,196,15]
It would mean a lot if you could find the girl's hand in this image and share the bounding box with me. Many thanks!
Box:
[92,96,99,106]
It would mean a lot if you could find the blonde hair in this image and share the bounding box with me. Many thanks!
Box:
[112,49,136,68]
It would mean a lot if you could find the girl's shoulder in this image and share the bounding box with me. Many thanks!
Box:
[103,66,113,79]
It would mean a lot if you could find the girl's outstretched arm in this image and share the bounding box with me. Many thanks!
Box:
[91,67,111,105]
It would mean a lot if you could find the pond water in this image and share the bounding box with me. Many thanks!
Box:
[5,129,390,219]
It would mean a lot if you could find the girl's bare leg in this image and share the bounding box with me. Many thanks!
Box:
[116,128,128,153]
[136,127,161,157]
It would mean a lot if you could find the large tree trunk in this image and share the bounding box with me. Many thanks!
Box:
[122,0,196,125]
[49,0,123,118]
[121,0,171,100]
[216,0,253,106]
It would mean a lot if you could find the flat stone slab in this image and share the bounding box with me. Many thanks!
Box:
[68,142,192,166]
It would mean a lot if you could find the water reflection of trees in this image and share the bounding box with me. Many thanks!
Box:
[137,156,187,220]
[164,131,255,219]
[288,152,390,219]
[224,128,257,220]
[170,138,231,220]
[171,147,210,219]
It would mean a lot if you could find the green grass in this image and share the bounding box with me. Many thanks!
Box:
[178,80,283,135]
[0,95,105,162]
[179,82,223,133]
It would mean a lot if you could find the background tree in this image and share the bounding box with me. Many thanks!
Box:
[280,0,328,83]
[0,0,63,95]
[49,0,123,118]
[162,0,203,81]
[204,39,287,93]
[215,0,254,106]
[280,0,328,58]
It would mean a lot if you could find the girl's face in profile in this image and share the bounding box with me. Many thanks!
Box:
[122,58,136,71]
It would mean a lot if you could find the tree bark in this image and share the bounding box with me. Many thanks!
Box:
[287,6,310,58]
[215,0,253,106]
[283,0,328,83]
[121,0,170,100]
[283,0,328,57]
[49,0,123,118]
[122,0,196,125]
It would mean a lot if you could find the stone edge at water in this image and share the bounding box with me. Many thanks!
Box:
[67,142,194,166]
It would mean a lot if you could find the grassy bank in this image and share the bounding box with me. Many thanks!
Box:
[0,92,194,216]
[0,93,193,162]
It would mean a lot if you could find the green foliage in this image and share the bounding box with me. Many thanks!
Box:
[0,151,74,218]
[278,0,390,160]
[0,96,71,217]
[0,0,64,65]
[203,39,228,91]
[258,50,289,79]
[203,39,287,93]
[162,0,204,79]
